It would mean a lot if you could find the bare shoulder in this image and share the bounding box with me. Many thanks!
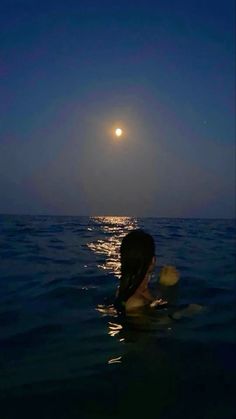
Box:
[125,295,147,312]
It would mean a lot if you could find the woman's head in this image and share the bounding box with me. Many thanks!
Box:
[117,229,155,306]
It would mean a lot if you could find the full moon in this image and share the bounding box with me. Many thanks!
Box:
[115,128,122,137]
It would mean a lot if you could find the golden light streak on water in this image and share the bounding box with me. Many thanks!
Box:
[108,322,123,337]
[108,356,122,364]
[87,216,138,277]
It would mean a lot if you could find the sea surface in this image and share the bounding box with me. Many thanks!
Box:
[0,215,235,419]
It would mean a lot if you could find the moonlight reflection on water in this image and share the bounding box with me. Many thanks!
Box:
[87,216,138,277]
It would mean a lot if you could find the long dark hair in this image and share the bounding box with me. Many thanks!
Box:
[115,229,155,312]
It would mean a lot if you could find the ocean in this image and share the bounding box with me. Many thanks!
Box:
[0,215,235,418]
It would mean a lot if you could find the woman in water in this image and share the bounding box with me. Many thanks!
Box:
[115,229,179,313]
[114,229,203,320]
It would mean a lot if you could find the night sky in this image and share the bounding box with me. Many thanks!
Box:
[0,0,235,217]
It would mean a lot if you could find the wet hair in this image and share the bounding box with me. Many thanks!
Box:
[115,229,155,312]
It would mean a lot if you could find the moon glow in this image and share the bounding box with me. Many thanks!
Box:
[115,128,122,137]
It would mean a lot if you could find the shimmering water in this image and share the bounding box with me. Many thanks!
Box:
[0,215,235,418]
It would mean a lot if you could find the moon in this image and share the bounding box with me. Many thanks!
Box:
[115,128,122,137]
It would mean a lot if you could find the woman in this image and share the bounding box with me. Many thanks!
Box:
[114,229,204,321]
[115,229,179,313]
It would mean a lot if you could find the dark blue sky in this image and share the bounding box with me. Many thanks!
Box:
[0,0,235,217]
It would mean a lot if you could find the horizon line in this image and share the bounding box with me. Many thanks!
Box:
[0,212,235,220]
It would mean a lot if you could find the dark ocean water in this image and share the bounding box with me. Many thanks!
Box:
[0,215,235,419]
